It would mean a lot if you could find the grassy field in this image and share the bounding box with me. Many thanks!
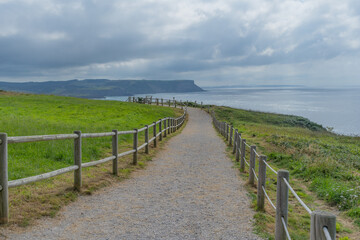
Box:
[0,92,183,225]
[212,106,360,239]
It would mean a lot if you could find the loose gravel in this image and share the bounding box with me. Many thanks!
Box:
[2,108,262,240]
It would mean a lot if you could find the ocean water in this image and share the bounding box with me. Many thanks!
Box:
[105,86,360,136]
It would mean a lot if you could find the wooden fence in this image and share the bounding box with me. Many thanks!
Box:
[0,100,187,224]
[128,96,204,108]
[211,112,336,240]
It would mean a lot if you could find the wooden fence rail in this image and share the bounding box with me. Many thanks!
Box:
[211,111,336,240]
[0,100,187,224]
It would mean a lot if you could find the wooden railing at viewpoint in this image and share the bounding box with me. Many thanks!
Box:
[0,99,187,224]
[211,111,336,240]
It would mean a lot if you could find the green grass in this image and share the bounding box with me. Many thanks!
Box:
[0,93,180,181]
[213,106,360,239]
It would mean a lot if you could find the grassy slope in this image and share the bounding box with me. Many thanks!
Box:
[0,93,180,180]
[213,106,360,239]
[0,93,183,226]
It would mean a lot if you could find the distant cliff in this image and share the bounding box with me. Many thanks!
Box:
[0,79,204,98]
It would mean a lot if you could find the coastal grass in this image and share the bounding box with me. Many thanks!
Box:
[0,92,183,226]
[212,106,359,239]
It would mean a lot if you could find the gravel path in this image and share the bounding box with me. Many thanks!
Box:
[2,108,262,240]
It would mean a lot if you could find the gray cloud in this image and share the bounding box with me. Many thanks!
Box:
[0,0,359,86]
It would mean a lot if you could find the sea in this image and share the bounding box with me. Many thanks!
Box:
[105,86,360,136]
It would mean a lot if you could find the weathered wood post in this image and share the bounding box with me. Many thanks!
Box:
[226,123,229,141]
[0,133,9,224]
[150,96,152,104]
[161,98,164,106]
[236,134,241,162]
[257,155,267,210]
[168,118,170,134]
[249,145,256,186]
[133,129,138,165]
[128,96,131,102]
[174,100,177,108]
[145,125,149,154]
[233,129,238,154]
[171,119,173,133]
[153,122,157,147]
[310,211,336,240]
[240,139,246,172]
[132,97,135,102]
[275,170,290,240]
[156,98,159,105]
[229,125,233,146]
[159,119,163,141]
[112,130,118,176]
[201,101,203,108]
[164,119,167,137]
[168,100,171,107]
[74,131,82,191]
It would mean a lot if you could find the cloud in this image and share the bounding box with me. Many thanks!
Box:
[0,0,359,86]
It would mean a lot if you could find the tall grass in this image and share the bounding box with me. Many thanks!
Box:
[213,106,360,236]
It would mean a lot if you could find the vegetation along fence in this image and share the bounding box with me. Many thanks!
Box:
[211,112,336,240]
[0,100,187,224]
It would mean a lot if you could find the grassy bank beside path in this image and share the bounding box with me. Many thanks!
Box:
[0,92,182,226]
[212,106,359,239]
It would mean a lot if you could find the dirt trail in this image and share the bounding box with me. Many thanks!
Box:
[2,108,261,240]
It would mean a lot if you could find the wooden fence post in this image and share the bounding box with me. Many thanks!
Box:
[150,97,152,104]
[174,100,177,108]
[310,211,336,240]
[0,133,9,224]
[128,96,131,102]
[159,119,162,141]
[275,170,289,240]
[249,145,256,186]
[236,134,241,162]
[156,98,159,105]
[145,125,149,154]
[257,155,267,210]
[161,98,164,106]
[233,129,238,154]
[226,123,229,141]
[74,131,82,191]
[112,130,118,176]
[168,118,170,134]
[164,119,167,137]
[133,129,138,165]
[229,125,233,146]
[153,122,157,147]
[168,100,171,107]
[240,139,246,172]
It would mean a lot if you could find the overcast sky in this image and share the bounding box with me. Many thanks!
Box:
[0,0,359,86]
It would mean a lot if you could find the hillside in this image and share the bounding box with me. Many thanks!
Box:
[0,79,204,98]
[0,92,181,180]
[212,105,360,239]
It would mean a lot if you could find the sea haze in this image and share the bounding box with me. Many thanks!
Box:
[105,86,360,136]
